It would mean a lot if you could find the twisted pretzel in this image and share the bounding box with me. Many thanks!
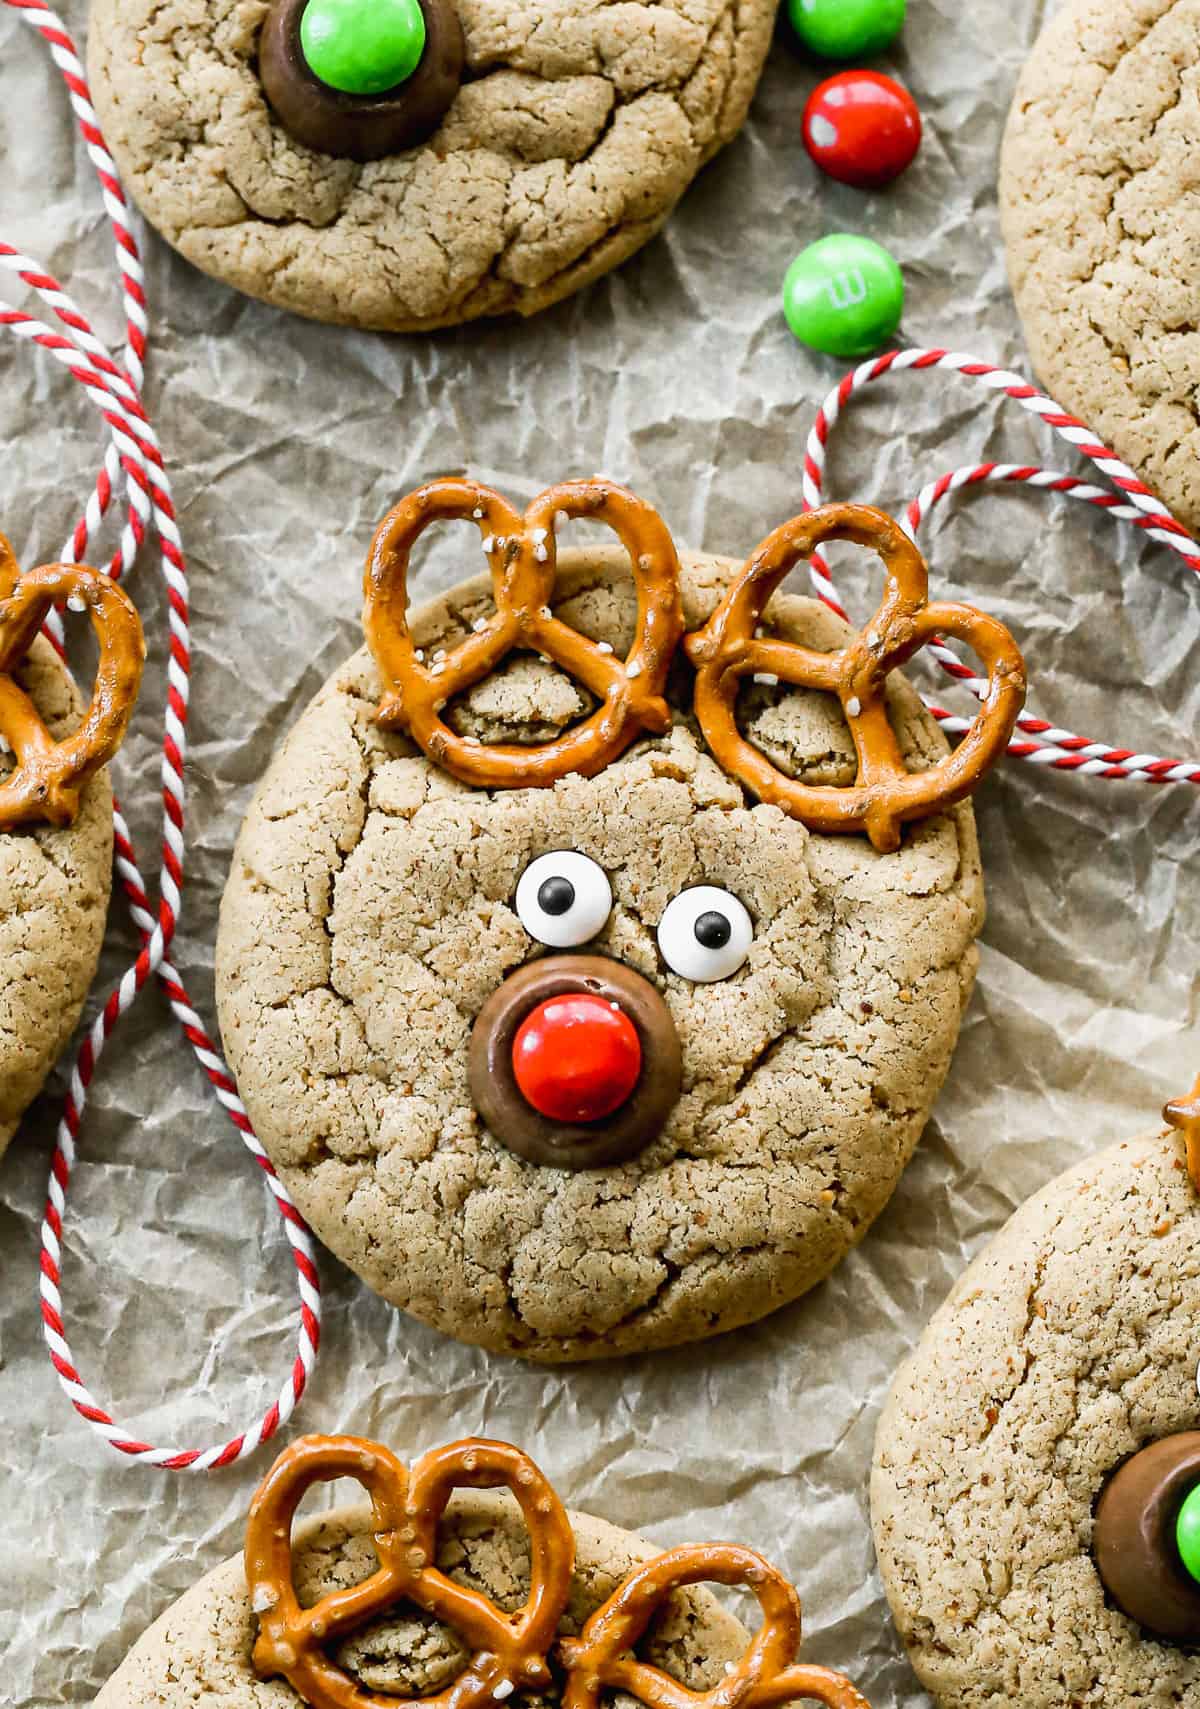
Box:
[246,1437,872,1709]
[363,478,683,789]
[246,1435,575,1709]
[0,534,144,830]
[683,504,1026,853]
[559,1543,870,1709]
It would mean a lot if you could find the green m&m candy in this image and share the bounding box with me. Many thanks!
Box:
[788,0,906,59]
[1176,1483,1200,1584]
[301,0,427,95]
[782,233,904,359]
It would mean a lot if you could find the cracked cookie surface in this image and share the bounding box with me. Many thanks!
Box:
[1001,0,1200,532]
[215,545,985,1361]
[85,0,777,330]
[97,1487,751,1706]
[0,638,113,1160]
[872,1129,1200,1709]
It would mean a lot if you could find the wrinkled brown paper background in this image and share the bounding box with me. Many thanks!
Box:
[3,1,1198,1703]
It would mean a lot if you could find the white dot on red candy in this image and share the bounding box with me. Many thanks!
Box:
[810,114,838,148]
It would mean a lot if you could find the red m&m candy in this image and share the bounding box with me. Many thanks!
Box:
[512,993,642,1125]
[803,71,922,189]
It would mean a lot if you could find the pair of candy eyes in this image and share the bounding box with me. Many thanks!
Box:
[514,852,753,983]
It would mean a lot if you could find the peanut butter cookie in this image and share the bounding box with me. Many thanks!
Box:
[873,1129,1200,1707]
[1002,0,1200,532]
[87,0,776,330]
[216,543,986,1361]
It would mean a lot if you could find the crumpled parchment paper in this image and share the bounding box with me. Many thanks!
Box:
[4,1,1199,1703]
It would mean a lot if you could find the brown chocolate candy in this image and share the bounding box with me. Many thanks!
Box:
[469,956,682,1170]
[259,0,464,162]
[1093,1430,1200,1641]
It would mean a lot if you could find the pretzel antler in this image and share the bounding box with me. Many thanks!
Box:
[684,503,1026,853]
[0,534,144,830]
[559,1544,870,1709]
[1165,1075,1200,1195]
[363,478,684,790]
[246,1437,872,1709]
[246,1435,574,1709]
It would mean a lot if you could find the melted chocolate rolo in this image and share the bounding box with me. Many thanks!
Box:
[259,0,464,162]
[1094,1430,1200,1642]
[468,955,682,1170]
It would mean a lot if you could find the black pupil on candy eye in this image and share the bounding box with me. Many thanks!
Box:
[538,876,576,917]
[694,911,732,950]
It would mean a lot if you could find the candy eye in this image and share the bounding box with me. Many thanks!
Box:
[657,886,753,983]
[515,852,613,948]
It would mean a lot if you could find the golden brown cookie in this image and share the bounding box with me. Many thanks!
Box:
[215,543,986,1361]
[86,0,777,331]
[1001,0,1200,531]
[872,1129,1200,1708]
[0,636,113,1158]
[96,1489,751,1707]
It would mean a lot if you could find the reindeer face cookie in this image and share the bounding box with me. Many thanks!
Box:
[215,481,1024,1361]
[0,542,144,1158]
[872,1120,1200,1708]
[86,0,777,331]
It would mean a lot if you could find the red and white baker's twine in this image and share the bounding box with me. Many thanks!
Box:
[3,0,320,1469]
[804,349,1200,782]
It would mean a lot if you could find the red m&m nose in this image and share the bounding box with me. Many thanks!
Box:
[512,993,642,1125]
